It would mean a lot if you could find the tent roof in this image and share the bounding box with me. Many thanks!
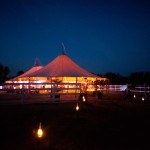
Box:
[18,66,43,78]
[11,57,43,80]
[28,54,99,78]
[11,65,43,80]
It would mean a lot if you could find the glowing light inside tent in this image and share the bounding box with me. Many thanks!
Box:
[37,122,43,138]
[19,84,22,89]
[87,85,95,91]
[76,103,79,111]
[142,97,145,101]
[36,80,44,83]
[18,81,29,83]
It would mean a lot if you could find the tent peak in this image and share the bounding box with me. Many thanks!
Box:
[33,57,42,67]
[61,42,67,55]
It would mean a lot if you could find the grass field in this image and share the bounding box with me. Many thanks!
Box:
[0,95,150,150]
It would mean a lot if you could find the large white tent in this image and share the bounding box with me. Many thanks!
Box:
[28,53,99,78]
[7,53,108,94]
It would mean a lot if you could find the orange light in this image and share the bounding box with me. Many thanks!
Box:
[76,103,79,111]
[37,122,43,138]
[82,96,86,102]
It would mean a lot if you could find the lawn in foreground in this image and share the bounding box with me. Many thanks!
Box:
[0,100,150,150]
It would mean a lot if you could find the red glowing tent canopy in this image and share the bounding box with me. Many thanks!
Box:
[28,53,99,78]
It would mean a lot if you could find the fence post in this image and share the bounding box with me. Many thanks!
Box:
[144,83,147,100]
[21,84,24,103]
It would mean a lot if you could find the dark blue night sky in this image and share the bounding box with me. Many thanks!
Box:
[0,0,150,76]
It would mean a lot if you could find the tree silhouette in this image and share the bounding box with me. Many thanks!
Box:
[0,64,10,83]
[16,70,24,76]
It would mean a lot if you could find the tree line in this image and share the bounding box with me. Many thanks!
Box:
[0,64,150,85]
[0,64,11,83]
[101,72,150,85]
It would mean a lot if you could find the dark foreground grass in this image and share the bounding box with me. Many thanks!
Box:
[0,100,150,150]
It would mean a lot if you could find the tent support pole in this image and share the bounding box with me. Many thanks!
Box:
[75,77,77,99]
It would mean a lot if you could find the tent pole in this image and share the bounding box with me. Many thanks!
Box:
[75,77,77,99]
[51,77,53,100]
[96,78,97,93]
